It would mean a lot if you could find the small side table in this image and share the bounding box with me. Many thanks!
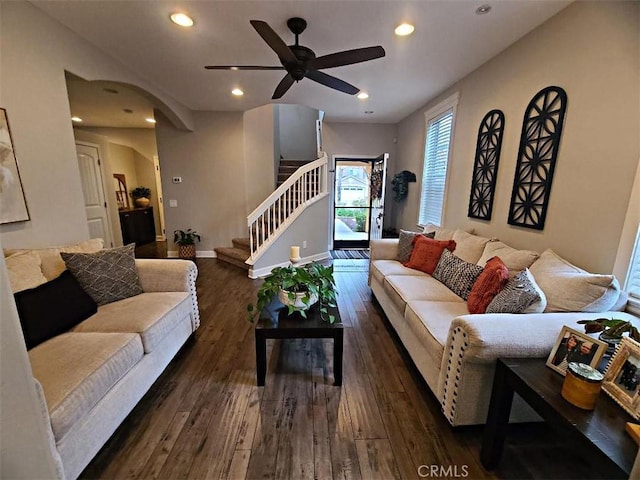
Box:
[481,358,637,476]
[255,299,343,387]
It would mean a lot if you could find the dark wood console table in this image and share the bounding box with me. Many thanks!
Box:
[119,207,155,246]
[255,299,343,387]
[481,358,637,477]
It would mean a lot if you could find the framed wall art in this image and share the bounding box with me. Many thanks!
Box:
[508,86,567,230]
[602,337,640,420]
[468,109,505,220]
[0,108,30,224]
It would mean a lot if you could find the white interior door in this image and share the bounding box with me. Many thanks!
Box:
[370,153,388,240]
[76,142,112,246]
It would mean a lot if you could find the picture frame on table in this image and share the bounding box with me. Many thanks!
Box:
[546,325,607,376]
[602,337,640,420]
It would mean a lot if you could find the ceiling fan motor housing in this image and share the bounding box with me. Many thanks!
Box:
[285,45,315,80]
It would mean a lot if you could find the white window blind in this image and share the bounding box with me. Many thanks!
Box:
[418,109,454,226]
[626,224,640,301]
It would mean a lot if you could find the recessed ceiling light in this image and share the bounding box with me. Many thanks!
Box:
[476,4,492,15]
[170,12,194,27]
[231,88,244,96]
[145,117,156,124]
[71,116,83,123]
[394,23,415,36]
[357,92,369,100]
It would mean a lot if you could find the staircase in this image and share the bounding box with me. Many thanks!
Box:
[214,153,329,272]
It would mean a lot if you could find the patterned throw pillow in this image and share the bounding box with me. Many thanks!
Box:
[403,236,456,275]
[485,268,547,314]
[61,244,143,306]
[467,256,509,314]
[433,249,484,300]
[396,230,435,263]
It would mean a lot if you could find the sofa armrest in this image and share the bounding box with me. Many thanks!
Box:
[370,239,399,261]
[135,259,200,330]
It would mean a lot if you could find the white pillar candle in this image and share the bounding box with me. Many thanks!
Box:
[290,245,300,259]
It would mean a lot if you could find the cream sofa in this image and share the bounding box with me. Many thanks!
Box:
[4,241,200,479]
[369,227,634,426]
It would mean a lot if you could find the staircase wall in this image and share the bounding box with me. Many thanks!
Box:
[249,196,330,278]
[244,104,277,211]
[277,104,320,160]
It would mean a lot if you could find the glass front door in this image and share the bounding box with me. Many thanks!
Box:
[333,159,372,249]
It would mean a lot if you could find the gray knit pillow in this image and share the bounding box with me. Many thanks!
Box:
[396,230,435,263]
[433,249,483,300]
[486,268,546,313]
[61,244,143,305]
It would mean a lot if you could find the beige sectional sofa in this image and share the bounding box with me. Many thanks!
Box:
[369,226,635,426]
[4,241,200,480]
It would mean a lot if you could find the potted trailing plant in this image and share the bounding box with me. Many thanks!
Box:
[131,186,151,207]
[247,263,338,323]
[578,317,640,353]
[173,229,201,260]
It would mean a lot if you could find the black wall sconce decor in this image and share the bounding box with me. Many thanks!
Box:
[508,86,567,230]
[468,109,505,220]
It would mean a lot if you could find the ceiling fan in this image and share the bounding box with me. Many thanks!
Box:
[205,17,385,99]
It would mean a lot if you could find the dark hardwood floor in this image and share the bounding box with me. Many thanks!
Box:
[80,259,622,480]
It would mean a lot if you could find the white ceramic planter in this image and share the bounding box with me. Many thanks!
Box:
[278,289,318,310]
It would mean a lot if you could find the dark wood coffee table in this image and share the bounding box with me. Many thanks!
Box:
[481,358,637,477]
[254,299,343,386]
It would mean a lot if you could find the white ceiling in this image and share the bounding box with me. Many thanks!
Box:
[35,0,572,127]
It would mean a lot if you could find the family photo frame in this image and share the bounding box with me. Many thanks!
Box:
[546,326,607,376]
[602,337,640,420]
[0,108,30,224]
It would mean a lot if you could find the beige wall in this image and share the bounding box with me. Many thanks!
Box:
[156,111,247,254]
[78,127,158,160]
[395,1,640,274]
[278,104,319,160]
[0,1,192,249]
[244,105,276,212]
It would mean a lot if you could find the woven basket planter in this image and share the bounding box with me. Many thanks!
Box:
[178,244,196,260]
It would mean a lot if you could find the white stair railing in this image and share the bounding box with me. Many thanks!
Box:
[247,152,329,264]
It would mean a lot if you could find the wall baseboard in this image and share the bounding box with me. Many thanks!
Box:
[248,251,331,279]
[167,250,217,258]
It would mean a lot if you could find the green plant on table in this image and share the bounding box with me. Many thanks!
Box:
[131,186,151,198]
[577,318,640,341]
[247,263,338,323]
[173,229,201,245]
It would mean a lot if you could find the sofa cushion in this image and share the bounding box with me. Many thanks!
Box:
[396,230,435,263]
[467,256,509,314]
[61,244,143,306]
[5,251,48,293]
[477,241,539,276]
[14,270,98,349]
[529,249,620,313]
[404,236,456,275]
[422,223,457,241]
[405,300,470,367]
[486,268,546,313]
[371,259,428,284]
[451,230,494,264]
[384,275,464,313]
[433,250,484,301]
[4,238,104,281]
[73,292,191,353]
[28,332,144,442]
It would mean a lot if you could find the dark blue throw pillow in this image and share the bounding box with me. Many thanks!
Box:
[13,270,98,349]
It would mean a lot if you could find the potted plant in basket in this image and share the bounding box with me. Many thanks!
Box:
[173,229,201,260]
[247,263,338,323]
[131,186,151,208]
[578,317,640,354]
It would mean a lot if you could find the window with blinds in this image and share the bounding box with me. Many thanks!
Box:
[418,109,455,226]
[625,224,640,304]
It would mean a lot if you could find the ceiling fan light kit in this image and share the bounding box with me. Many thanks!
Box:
[205,17,385,100]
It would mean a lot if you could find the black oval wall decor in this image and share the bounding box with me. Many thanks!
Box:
[468,109,505,220]
[508,86,567,230]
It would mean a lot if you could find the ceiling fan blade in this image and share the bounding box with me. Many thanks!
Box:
[250,20,298,64]
[272,74,295,99]
[305,70,359,95]
[205,65,285,70]
[307,46,385,70]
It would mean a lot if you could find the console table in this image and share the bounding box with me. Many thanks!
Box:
[481,358,637,477]
[255,299,343,386]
